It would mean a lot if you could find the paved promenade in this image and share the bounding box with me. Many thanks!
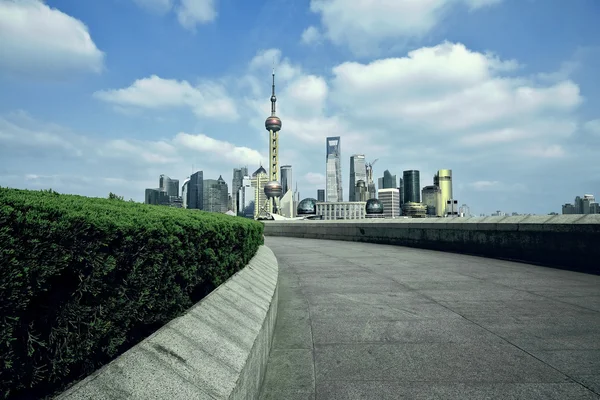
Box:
[259,237,600,400]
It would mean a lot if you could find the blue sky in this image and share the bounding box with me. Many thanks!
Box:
[1,0,599,215]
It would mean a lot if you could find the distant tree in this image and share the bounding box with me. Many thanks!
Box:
[108,192,124,201]
[128,198,136,203]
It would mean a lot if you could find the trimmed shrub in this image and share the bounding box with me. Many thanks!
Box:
[0,187,263,399]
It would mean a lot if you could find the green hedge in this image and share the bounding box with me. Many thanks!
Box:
[0,187,264,399]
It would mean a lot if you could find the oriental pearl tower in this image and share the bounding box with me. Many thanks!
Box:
[263,69,283,215]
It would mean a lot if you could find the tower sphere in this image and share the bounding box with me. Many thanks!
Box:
[365,198,384,214]
[264,180,283,199]
[265,116,282,132]
[297,198,318,215]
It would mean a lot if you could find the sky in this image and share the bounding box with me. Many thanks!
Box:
[1,0,600,215]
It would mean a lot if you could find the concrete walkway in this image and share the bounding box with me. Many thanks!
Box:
[259,237,600,400]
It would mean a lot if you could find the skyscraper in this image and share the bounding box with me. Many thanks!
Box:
[378,188,400,218]
[187,170,204,210]
[238,175,255,218]
[422,185,442,216]
[232,167,248,214]
[326,136,342,202]
[403,170,421,203]
[280,165,292,195]
[317,189,325,202]
[159,175,179,197]
[252,166,268,218]
[203,175,228,213]
[349,155,366,201]
[182,177,190,208]
[378,170,397,190]
[434,169,452,214]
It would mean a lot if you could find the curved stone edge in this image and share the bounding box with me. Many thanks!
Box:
[56,245,279,400]
[263,215,600,274]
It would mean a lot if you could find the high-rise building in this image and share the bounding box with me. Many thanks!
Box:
[203,176,228,213]
[232,167,248,214]
[238,176,255,218]
[365,159,378,199]
[252,166,269,218]
[422,185,442,216]
[187,170,204,210]
[397,177,404,213]
[349,155,366,201]
[378,170,397,190]
[145,188,169,205]
[159,175,179,197]
[182,177,190,208]
[280,165,292,195]
[355,180,368,202]
[147,175,181,207]
[378,188,400,218]
[403,170,420,203]
[434,169,452,214]
[317,189,325,202]
[326,136,342,202]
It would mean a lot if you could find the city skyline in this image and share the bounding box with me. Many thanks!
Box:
[1,0,600,215]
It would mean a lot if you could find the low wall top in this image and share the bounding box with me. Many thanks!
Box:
[264,214,600,230]
[57,245,279,400]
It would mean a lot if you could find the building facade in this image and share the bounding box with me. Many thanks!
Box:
[317,189,325,202]
[422,185,442,217]
[326,136,343,202]
[316,201,366,220]
[203,176,228,213]
[378,188,400,218]
[403,170,421,203]
[378,170,397,190]
[349,154,366,201]
[231,167,248,214]
[159,175,179,197]
[187,170,204,210]
[280,165,292,195]
[252,166,269,218]
[182,178,190,208]
[355,180,368,202]
[238,176,255,218]
[434,169,452,215]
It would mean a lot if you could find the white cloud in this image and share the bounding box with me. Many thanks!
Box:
[173,132,264,165]
[330,42,581,135]
[301,26,321,45]
[131,0,217,30]
[0,111,83,156]
[94,75,238,120]
[468,181,527,192]
[177,0,217,30]
[0,112,264,201]
[0,0,104,78]
[521,145,565,158]
[304,172,326,186]
[583,119,600,136]
[308,0,503,54]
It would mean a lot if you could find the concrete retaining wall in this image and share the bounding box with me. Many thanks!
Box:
[264,215,600,274]
[56,245,279,400]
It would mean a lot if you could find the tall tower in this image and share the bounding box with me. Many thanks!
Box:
[264,69,283,215]
[326,136,342,202]
[349,155,366,201]
[434,169,452,216]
